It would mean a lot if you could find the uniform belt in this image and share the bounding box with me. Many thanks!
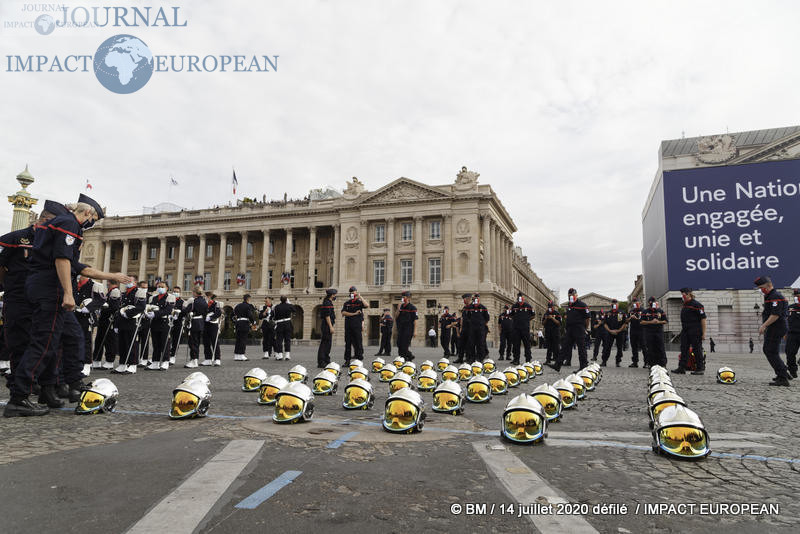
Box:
[236,318,251,321]
[275,317,291,323]
[192,316,204,320]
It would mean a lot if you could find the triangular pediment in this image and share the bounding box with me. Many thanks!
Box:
[729,129,800,164]
[356,178,451,205]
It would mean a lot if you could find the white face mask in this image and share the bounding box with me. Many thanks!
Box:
[651,302,658,309]
[612,304,617,311]
[350,293,355,300]
[157,287,167,295]
[126,282,135,289]
[795,296,799,304]
[173,291,181,297]
[569,295,575,304]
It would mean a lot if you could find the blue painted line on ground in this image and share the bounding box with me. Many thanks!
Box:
[326,431,360,449]
[234,470,302,509]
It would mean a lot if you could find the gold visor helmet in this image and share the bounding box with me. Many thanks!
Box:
[523,362,536,379]
[383,388,426,433]
[287,364,308,384]
[648,391,687,428]
[482,358,496,373]
[258,375,289,405]
[552,378,577,410]
[487,371,508,395]
[565,374,585,400]
[458,363,473,381]
[587,362,602,384]
[169,378,212,419]
[501,393,547,444]
[242,367,268,392]
[273,382,315,424]
[417,369,439,392]
[516,365,529,383]
[441,365,459,383]
[371,358,386,373]
[466,375,492,403]
[531,383,562,422]
[389,371,414,394]
[348,359,363,372]
[432,380,466,415]
[379,364,398,383]
[652,405,710,459]
[419,360,434,372]
[392,356,405,368]
[312,370,339,395]
[648,381,676,405]
[400,361,417,378]
[532,360,543,376]
[437,358,450,371]
[349,366,370,382]
[578,370,595,392]
[503,367,520,388]
[471,362,484,376]
[75,378,118,414]
[325,362,342,377]
[342,378,375,410]
[717,367,736,384]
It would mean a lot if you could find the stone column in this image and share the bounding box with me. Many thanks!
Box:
[307,226,317,289]
[482,213,491,284]
[332,224,340,287]
[359,219,368,287]
[414,216,423,285]
[102,241,112,273]
[260,228,271,292]
[386,217,395,287]
[217,233,227,292]
[491,224,498,286]
[157,236,167,279]
[177,235,186,289]
[138,239,147,281]
[282,228,292,293]
[505,235,511,292]
[121,239,130,274]
[197,234,206,281]
[443,215,452,285]
[238,231,248,293]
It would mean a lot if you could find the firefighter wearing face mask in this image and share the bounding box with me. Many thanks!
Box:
[552,288,590,372]
[341,286,368,365]
[454,294,472,364]
[640,297,668,367]
[467,294,489,364]
[510,292,535,365]
[784,289,800,380]
[498,305,513,361]
[625,298,647,368]
[317,288,337,368]
[396,291,418,361]
[755,276,791,387]
[541,301,561,364]
[674,288,706,375]
[601,299,627,367]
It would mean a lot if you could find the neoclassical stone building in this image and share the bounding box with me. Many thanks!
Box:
[81,167,555,346]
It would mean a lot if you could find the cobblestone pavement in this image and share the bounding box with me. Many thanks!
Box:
[1,344,797,533]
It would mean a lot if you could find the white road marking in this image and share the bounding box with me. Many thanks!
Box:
[473,440,598,534]
[126,439,264,534]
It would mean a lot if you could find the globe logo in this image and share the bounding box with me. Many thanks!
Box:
[34,14,56,35]
[93,35,154,94]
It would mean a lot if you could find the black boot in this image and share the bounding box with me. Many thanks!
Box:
[671,367,686,374]
[56,383,70,398]
[32,383,41,395]
[68,380,85,403]
[38,384,65,408]
[3,397,50,417]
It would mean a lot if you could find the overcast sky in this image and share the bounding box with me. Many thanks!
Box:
[2,0,799,300]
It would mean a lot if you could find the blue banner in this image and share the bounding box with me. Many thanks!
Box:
[663,159,800,290]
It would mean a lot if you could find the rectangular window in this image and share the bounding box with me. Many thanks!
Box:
[131,249,139,261]
[290,269,295,288]
[226,243,233,257]
[186,245,194,259]
[183,273,192,291]
[203,272,211,290]
[269,240,274,254]
[430,221,441,240]
[401,222,413,241]
[291,237,296,253]
[147,274,155,286]
[718,305,734,334]
[428,258,441,285]
[246,242,253,256]
[268,269,273,290]
[167,246,175,260]
[400,259,412,285]
[374,224,385,243]
[111,248,116,260]
[373,260,385,285]
[149,247,157,260]
[206,244,213,258]
[315,237,319,252]
[224,271,231,290]
[245,270,252,290]
[165,274,173,288]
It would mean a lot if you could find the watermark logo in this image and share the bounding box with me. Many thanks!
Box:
[93,34,153,94]
[34,13,55,35]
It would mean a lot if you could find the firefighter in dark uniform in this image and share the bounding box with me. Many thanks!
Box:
[541,301,561,364]
[467,294,489,363]
[202,292,223,365]
[114,281,147,374]
[168,286,185,363]
[376,308,393,356]
[455,294,472,363]
[625,298,647,368]
[498,306,513,360]
[674,287,707,375]
[146,281,175,369]
[510,292,535,364]
[641,297,668,367]
[450,313,460,358]
[181,285,208,368]
[317,289,337,368]
[233,294,257,361]
[784,289,800,379]
[591,311,605,361]
[273,295,295,360]
[439,306,452,356]
[601,299,627,367]
[259,296,275,359]
[396,291,418,360]
[5,195,129,417]
[755,276,791,386]
[341,286,367,364]
[74,275,94,370]
[552,288,590,372]
[136,280,152,366]
[93,284,120,369]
